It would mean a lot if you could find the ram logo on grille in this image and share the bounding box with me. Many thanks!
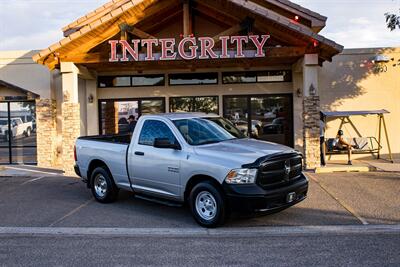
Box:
[284,160,291,175]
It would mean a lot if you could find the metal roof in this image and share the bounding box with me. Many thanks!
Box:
[321,110,390,117]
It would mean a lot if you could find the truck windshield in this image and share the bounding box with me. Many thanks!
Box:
[173,117,245,146]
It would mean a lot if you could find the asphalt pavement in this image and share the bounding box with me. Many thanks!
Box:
[0,230,399,266]
[0,169,399,266]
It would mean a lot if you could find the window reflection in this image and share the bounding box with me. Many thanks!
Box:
[170,96,218,114]
[223,95,293,147]
[99,99,165,135]
[169,73,218,85]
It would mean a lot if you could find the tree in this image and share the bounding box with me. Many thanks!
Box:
[385,9,400,31]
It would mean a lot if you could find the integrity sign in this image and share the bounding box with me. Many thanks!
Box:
[108,35,270,62]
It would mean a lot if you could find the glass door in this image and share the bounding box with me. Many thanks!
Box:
[250,95,293,147]
[0,101,37,164]
[0,103,10,164]
[10,101,37,164]
[223,96,250,136]
[223,95,293,147]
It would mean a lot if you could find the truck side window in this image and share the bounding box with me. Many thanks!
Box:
[138,120,176,146]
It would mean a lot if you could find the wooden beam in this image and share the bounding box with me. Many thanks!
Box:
[183,0,191,36]
[212,24,243,43]
[193,1,239,26]
[128,27,156,39]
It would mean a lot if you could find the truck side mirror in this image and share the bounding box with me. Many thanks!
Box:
[154,138,181,150]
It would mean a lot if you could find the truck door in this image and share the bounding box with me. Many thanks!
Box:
[128,119,184,199]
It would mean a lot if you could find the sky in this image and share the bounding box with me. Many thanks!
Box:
[0,0,399,51]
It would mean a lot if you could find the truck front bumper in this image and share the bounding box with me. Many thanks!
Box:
[223,173,308,213]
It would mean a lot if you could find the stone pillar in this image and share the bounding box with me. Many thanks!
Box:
[60,62,80,176]
[303,96,321,169]
[302,54,321,169]
[61,102,80,175]
[36,99,57,168]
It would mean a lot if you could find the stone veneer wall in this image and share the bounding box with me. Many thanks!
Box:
[36,99,58,168]
[62,102,80,176]
[303,96,321,169]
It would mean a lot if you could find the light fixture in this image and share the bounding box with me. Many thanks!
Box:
[309,83,316,96]
[88,94,94,103]
[296,88,302,97]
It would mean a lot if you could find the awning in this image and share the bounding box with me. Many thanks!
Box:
[321,110,390,118]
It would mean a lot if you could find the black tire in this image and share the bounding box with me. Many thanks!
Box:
[25,127,31,137]
[90,166,119,203]
[189,181,228,228]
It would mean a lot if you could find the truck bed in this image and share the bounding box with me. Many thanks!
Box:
[76,134,131,189]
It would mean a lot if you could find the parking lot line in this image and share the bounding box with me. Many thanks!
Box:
[307,173,369,225]
[20,176,46,185]
[48,198,94,227]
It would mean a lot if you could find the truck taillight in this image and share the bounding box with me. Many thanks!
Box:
[74,145,77,162]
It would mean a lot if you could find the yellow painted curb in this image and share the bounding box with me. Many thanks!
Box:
[315,165,377,173]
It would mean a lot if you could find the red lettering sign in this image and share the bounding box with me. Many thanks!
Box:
[108,35,270,62]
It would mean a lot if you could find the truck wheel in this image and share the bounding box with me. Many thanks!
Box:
[90,167,119,203]
[25,127,31,137]
[189,181,227,228]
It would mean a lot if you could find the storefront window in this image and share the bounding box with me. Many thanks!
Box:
[257,70,292,82]
[169,73,218,85]
[98,75,165,88]
[222,70,292,84]
[99,98,165,135]
[223,95,293,147]
[131,75,165,86]
[222,72,257,84]
[169,96,218,114]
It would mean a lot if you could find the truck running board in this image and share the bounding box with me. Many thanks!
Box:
[134,194,183,207]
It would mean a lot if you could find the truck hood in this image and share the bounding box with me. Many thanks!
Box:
[193,138,296,167]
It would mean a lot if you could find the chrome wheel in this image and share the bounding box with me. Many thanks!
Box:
[94,174,107,198]
[195,191,217,221]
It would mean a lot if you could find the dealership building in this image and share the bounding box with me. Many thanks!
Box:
[0,0,399,175]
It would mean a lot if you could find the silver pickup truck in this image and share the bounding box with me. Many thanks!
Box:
[74,113,308,227]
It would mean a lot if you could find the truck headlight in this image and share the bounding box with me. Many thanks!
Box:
[225,168,258,184]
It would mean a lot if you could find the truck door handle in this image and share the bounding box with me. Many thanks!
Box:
[134,151,144,156]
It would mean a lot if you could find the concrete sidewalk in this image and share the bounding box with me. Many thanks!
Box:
[0,165,63,177]
[315,158,400,173]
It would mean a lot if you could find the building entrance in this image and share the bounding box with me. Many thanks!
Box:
[223,94,293,147]
[0,101,37,164]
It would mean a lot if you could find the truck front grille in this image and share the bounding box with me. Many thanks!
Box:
[257,153,303,189]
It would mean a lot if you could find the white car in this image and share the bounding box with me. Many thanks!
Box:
[0,117,33,141]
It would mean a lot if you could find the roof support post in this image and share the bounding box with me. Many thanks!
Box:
[183,0,192,36]
[60,62,81,175]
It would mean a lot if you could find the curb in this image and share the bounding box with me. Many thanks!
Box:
[0,225,399,238]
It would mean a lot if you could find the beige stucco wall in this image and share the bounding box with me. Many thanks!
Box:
[319,47,400,160]
[0,86,26,97]
[0,50,52,99]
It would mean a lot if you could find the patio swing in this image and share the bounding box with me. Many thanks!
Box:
[320,110,394,163]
